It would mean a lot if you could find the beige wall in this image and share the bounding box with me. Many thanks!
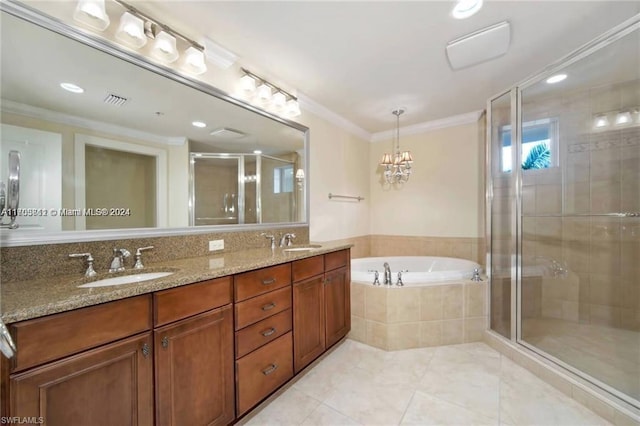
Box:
[299,111,371,242]
[369,121,485,238]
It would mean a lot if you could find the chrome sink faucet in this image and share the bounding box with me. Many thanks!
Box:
[261,233,276,250]
[109,248,131,273]
[279,233,296,247]
[383,262,392,285]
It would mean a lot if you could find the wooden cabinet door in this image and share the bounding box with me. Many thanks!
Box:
[293,275,325,373]
[155,305,234,426]
[9,333,153,426]
[324,267,351,348]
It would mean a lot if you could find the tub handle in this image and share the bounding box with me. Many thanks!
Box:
[471,268,483,282]
[367,269,380,286]
[396,270,408,286]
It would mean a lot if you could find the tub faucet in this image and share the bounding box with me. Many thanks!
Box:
[368,270,380,286]
[471,268,483,282]
[396,270,408,286]
[279,233,296,247]
[383,262,392,285]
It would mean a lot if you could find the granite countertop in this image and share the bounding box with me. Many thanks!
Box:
[1,242,352,324]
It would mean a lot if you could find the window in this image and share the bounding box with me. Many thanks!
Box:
[501,118,558,172]
[273,165,294,193]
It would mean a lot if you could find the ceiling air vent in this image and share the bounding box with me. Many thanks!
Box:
[103,93,129,106]
[209,127,246,139]
[446,21,511,70]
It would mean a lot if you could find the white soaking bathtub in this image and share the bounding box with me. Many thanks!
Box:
[349,256,487,351]
[351,256,481,286]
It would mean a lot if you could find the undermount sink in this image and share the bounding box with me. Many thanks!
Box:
[77,271,174,288]
[283,245,322,252]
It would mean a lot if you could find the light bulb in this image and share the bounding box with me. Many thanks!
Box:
[286,99,301,117]
[115,12,147,48]
[151,31,179,63]
[183,46,207,75]
[73,0,110,31]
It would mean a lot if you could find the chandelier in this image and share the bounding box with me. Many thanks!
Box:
[380,108,413,184]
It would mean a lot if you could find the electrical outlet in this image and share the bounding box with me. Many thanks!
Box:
[209,239,224,251]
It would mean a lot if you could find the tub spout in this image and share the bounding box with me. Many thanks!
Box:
[383,262,392,285]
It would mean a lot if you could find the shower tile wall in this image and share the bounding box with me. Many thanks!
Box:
[521,79,640,332]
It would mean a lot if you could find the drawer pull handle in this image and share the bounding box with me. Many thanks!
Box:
[261,327,276,337]
[262,364,278,375]
[261,303,276,311]
[262,278,276,285]
[142,343,150,358]
[161,336,169,348]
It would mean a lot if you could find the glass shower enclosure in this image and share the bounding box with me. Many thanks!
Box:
[487,14,640,408]
[189,153,298,226]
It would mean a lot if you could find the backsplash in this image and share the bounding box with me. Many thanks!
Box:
[320,235,485,266]
[0,226,308,283]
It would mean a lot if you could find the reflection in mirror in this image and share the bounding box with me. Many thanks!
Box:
[191,153,301,226]
[0,7,308,242]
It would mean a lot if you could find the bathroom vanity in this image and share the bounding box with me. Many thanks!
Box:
[0,246,351,425]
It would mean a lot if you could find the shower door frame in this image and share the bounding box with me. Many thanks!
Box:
[486,13,640,409]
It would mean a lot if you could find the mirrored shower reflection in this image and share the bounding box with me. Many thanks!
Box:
[519,27,639,404]
[190,153,299,226]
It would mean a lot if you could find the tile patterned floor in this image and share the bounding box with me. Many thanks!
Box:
[243,339,610,426]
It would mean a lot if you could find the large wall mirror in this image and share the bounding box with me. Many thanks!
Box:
[0,3,309,246]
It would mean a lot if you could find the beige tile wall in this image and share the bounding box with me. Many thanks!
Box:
[520,79,640,332]
[349,281,487,351]
[329,235,485,265]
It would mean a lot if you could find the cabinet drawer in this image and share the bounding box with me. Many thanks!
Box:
[10,295,151,373]
[235,287,291,330]
[154,277,232,327]
[325,249,349,271]
[234,264,291,302]
[235,309,292,359]
[236,332,293,416]
[292,255,324,282]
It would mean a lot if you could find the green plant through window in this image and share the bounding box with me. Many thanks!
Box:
[522,142,551,170]
[501,118,557,172]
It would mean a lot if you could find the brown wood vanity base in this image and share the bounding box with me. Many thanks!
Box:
[235,332,294,416]
[2,248,351,425]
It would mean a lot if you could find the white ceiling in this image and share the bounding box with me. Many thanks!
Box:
[145,0,640,133]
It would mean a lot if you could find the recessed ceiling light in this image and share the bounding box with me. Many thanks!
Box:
[253,150,262,154]
[452,0,483,19]
[192,121,207,128]
[60,82,84,94]
[546,74,567,84]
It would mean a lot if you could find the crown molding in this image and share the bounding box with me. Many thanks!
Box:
[370,110,484,142]
[297,93,371,141]
[1,100,187,146]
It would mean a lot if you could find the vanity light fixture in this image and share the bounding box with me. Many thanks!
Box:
[380,108,412,185]
[60,82,85,94]
[253,150,262,154]
[615,110,632,125]
[115,11,146,48]
[75,0,208,74]
[73,0,110,31]
[192,121,207,128]
[452,0,483,19]
[295,168,305,188]
[151,31,179,63]
[594,114,609,129]
[272,91,287,111]
[546,73,567,84]
[257,83,272,103]
[239,68,301,118]
[182,46,207,75]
